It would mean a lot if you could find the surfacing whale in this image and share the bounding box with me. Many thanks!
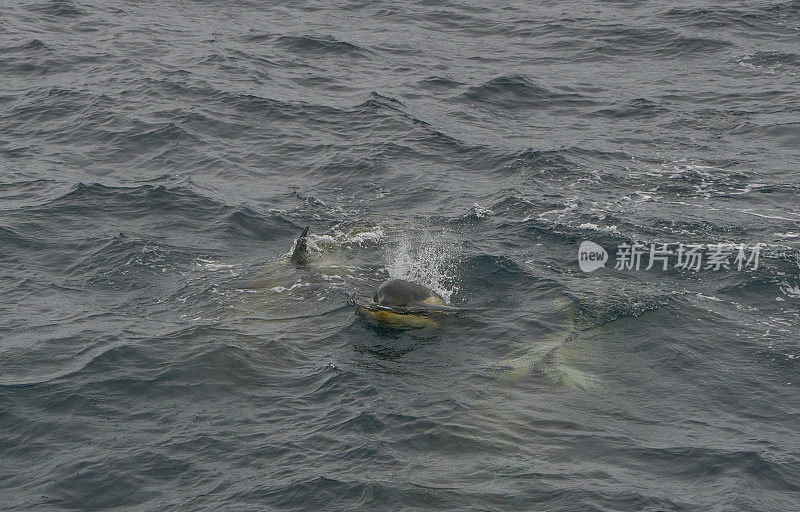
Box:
[354,278,464,329]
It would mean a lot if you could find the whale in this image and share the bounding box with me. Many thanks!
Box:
[354,278,464,329]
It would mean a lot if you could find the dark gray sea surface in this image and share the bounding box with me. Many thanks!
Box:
[2,0,799,510]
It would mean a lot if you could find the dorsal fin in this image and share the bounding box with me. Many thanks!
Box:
[290,226,310,266]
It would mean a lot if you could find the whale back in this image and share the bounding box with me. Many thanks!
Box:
[373,278,442,307]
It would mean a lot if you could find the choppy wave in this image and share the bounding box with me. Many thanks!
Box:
[2,0,799,510]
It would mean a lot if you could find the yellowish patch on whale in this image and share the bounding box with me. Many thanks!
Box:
[357,306,439,329]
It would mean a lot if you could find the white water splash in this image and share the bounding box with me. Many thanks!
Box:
[194,257,240,276]
[270,281,310,293]
[780,282,800,298]
[579,223,619,233]
[384,230,460,304]
[471,203,492,217]
[286,225,386,258]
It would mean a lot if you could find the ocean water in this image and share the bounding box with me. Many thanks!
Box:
[2,0,799,510]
